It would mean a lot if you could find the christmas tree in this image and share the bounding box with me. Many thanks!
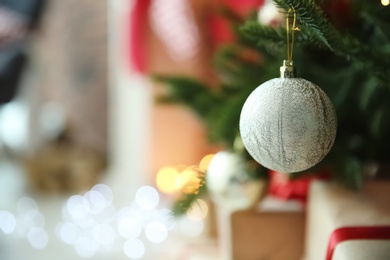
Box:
[155,0,390,214]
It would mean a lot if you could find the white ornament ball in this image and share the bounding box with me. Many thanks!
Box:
[239,78,337,173]
[206,151,265,212]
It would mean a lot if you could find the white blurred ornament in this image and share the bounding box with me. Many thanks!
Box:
[206,151,265,212]
[239,60,337,173]
[258,0,284,26]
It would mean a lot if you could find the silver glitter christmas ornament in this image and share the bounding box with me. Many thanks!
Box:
[239,60,337,173]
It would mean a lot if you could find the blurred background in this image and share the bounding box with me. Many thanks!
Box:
[0,0,223,259]
[1,0,390,259]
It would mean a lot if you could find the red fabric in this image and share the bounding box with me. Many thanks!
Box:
[209,0,265,47]
[326,226,390,260]
[268,170,330,204]
[225,0,264,15]
[128,0,151,73]
[208,16,235,47]
[127,0,264,73]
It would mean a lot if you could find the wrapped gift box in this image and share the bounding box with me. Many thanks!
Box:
[231,210,304,260]
[304,181,390,260]
[216,196,305,260]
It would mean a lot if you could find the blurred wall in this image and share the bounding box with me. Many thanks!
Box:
[146,0,219,175]
[34,0,108,152]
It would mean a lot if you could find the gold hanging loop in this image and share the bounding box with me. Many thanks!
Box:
[286,6,298,61]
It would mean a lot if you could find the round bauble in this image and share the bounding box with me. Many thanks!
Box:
[239,78,337,173]
[206,151,265,212]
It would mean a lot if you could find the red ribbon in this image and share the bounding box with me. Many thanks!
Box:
[326,226,390,260]
[268,170,330,204]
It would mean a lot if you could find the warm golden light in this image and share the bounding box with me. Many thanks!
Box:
[381,0,390,6]
[199,154,215,172]
[186,199,209,221]
[177,166,203,194]
[156,167,180,194]
[174,164,188,172]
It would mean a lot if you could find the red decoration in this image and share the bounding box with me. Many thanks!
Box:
[127,0,264,73]
[326,226,390,260]
[128,0,151,73]
[208,0,265,47]
[268,170,330,204]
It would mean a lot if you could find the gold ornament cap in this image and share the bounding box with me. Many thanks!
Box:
[280,60,296,78]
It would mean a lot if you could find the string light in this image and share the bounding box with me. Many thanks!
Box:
[4,180,206,258]
[199,154,215,172]
[177,166,203,194]
[123,239,145,259]
[156,167,180,194]
[135,186,160,210]
[145,221,168,243]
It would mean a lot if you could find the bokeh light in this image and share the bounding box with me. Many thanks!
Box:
[94,204,116,223]
[75,215,96,229]
[117,206,138,221]
[157,208,175,230]
[156,167,179,194]
[67,195,90,220]
[381,0,389,6]
[145,221,168,243]
[84,190,106,214]
[75,236,98,258]
[207,152,229,192]
[91,184,113,206]
[23,209,45,228]
[177,166,202,194]
[135,186,159,210]
[0,101,28,150]
[0,210,16,234]
[27,227,48,249]
[15,198,46,238]
[17,197,38,215]
[92,224,115,246]
[59,222,81,244]
[16,215,30,236]
[186,199,208,221]
[117,216,142,239]
[10,181,186,258]
[199,154,215,172]
[137,208,159,227]
[123,238,145,259]
[174,164,188,172]
[58,184,122,257]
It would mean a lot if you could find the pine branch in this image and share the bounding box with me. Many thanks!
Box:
[153,75,221,119]
[327,145,363,190]
[239,20,334,51]
[214,45,266,88]
[239,21,286,47]
[171,175,207,217]
[273,0,337,50]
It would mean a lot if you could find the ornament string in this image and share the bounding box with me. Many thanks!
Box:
[286,7,298,61]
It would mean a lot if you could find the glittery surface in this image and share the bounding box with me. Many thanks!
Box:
[239,78,337,173]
